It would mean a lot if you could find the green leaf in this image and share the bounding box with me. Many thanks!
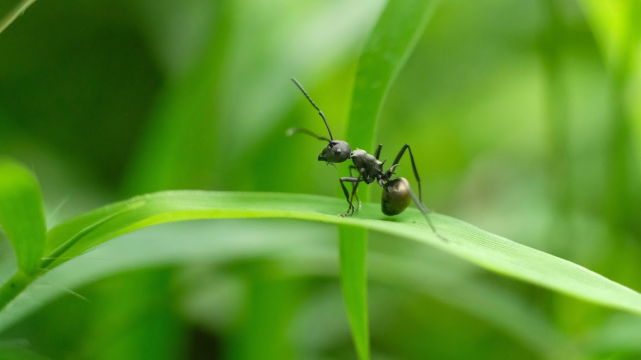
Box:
[337,226,369,359]
[341,0,440,358]
[0,158,46,275]
[1,191,640,322]
[578,0,641,237]
[0,0,37,35]
[347,0,439,152]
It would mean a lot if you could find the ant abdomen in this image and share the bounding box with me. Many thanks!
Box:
[381,177,412,216]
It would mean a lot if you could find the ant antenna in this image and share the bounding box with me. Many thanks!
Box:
[291,78,334,140]
[286,127,331,142]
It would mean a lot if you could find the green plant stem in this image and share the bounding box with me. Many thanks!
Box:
[338,226,369,360]
[0,270,32,312]
[0,0,36,34]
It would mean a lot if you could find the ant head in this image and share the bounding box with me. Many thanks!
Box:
[289,78,352,164]
[318,140,351,164]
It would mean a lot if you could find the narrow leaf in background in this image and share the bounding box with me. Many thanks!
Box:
[578,0,641,239]
[0,158,46,276]
[340,0,440,358]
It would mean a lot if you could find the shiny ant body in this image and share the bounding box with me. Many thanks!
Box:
[287,78,446,241]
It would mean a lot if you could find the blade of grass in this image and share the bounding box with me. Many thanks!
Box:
[578,0,641,233]
[341,0,440,358]
[2,190,640,330]
[0,158,46,276]
[337,226,369,358]
[0,0,36,35]
[346,0,439,151]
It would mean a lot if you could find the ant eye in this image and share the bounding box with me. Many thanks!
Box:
[335,148,342,155]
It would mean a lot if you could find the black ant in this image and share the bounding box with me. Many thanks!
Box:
[287,78,447,241]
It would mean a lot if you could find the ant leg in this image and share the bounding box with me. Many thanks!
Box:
[347,179,361,216]
[374,144,383,160]
[406,186,448,242]
[391,144,422,202]
[340,177,361,217]
[348,166,362,211]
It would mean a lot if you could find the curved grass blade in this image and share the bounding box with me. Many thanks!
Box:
[0,190,639,320]
[342,0,440,358]
[0,158,46,276]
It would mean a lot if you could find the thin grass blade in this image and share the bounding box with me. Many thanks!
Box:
[0,158,46,276]
[0,191,637,320]
[340,0,440,358]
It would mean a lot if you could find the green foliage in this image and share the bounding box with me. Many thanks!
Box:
[339,0,439,358]
[1,0,641,358]
[337,226,369,359]
[2,189,641,335]
[0,158,46,275]
[578,0,641,76]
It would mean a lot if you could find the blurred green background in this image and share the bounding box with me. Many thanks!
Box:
[1,0,640,359]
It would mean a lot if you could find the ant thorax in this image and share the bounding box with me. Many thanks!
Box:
[350,149,384,184]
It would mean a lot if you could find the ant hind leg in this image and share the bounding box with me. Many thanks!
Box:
[391,144,422,202]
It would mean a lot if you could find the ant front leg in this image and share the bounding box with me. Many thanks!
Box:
[339,176,361,217]
[391,144,422,202]
[348,166,362,211]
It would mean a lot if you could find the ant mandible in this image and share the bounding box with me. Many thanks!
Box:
[287,78,447,241]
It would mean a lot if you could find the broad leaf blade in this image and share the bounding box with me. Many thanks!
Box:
[342,0,440,358]
[0,158,46,275]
